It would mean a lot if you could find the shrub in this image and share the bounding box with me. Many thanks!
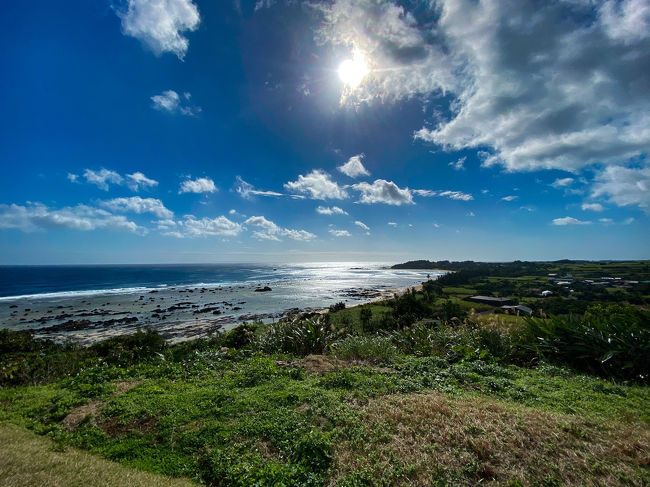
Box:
[514,304,650,381]
[221,323,258,349]
[91,329,165,364]
[255,317,336,356]
[329,302,346,313]
[330,335,398,363]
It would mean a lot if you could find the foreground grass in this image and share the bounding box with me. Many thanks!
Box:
[0,422,194,487]
[1,351,649,486]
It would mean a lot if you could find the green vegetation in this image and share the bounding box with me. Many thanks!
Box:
[1,260,649,486]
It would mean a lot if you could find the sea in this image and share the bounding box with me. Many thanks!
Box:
[0,263,443,342]
[0,263,438,300]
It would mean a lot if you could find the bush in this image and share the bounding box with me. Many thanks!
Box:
[330,335,398,363]
[91,329,165,364]
[514,304,650,381]
[255,317,336,356]
[329,302,346,313]
[221,323,258,349]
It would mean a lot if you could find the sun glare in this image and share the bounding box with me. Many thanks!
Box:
[338,51,369,88]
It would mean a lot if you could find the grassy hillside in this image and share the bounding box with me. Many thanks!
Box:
[1,260,649,486]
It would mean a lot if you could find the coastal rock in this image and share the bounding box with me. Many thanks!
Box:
[254,286,272,292]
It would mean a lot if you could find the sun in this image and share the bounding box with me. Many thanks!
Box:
[338,51,369,88]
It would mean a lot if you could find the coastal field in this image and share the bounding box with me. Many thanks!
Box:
[1,260,649,486]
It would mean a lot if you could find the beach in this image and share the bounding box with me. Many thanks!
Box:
[0,263,440,343]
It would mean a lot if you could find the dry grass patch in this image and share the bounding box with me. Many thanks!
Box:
[62,400,102,432]
[0,423,195,487]
[331,392,650,486]
[302,354,351,375]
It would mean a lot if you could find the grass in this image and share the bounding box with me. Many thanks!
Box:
[1,260,648,486]
[331,392,650,487]
[0,422,195,487]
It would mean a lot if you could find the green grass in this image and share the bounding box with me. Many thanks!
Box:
[0,422,195,487]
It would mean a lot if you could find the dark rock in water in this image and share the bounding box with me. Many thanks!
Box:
[9,305,17,308]
[232,306,242,311]
[255,286,272,292]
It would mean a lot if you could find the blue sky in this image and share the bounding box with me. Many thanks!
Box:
[0,0,648,264]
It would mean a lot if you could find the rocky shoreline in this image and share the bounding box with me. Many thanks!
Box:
[0,281,415,344]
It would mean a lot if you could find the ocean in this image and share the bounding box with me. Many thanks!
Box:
[0,263,442,342]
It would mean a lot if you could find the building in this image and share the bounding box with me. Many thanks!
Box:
[501,305,533,315]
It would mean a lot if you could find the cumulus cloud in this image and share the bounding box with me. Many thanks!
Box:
[387,222,397,227]
[318,0,650,175]
[117,0,200,60]
[126,172,158,191]
[582,203,604,212]
[354,220,370,231]
[352,179,413,205]
[552,216,592,226]
[284,170,348,200]
[502,195,518,202]
[179,177,217,194]
[245,215,316,241]
[0,203,143,234]
[599,218,614,224]
[591,165,650,211]
[329,229,351,237]
[99,197,173,219]
[316,205,348,215]
[235,176,283,200]
[337,154,370,178]
[83,169,123,191]
[74,169,157,192]
[165,215,242,238]
[151,90,201,116]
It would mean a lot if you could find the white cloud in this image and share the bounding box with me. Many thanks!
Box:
[245,215,316,241]
[437,190,473,201]
[581,203,604,212]
[151,90,201,115]
[502,195,518,202]
[352,179,413,205]
[412,189,473,201]
[0,203,143,234]
[284,170,348,200]
[126,172,158,191]
[623,217,635,225]
[316,205,348,215]
[318,0,650,174]
[99,197,173,219]
[551,178,574,189]
[337,154,370,178]
[282,229,317,241]
[599,218,614,224]
[448,156,466,171]
[67,173,79,183]
[83,169,123,191]
[167,215,242,238]
[354,220,370,231]
[387,222,397,227]
[552,216,592,226]
[179,177,217,194]
[591,165,650,211]
[467,211,475,217]
[329,229,351,237]
[235,176,283,200]
[118,0,200,60]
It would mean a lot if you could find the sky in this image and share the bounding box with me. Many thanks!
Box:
[0,0,649,264]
